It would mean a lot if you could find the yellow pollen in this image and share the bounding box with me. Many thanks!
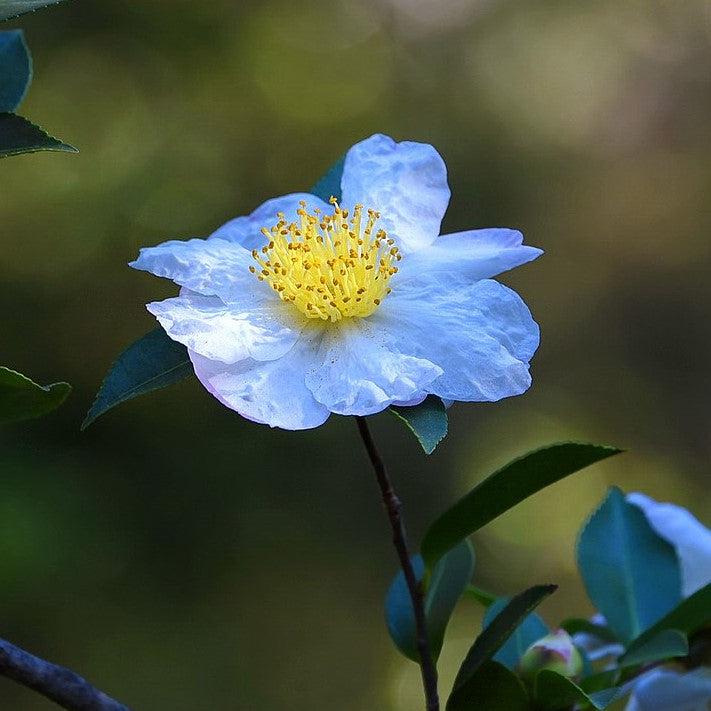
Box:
[250,199,401,322]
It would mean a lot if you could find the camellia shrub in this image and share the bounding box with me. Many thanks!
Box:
[0,2,709,710]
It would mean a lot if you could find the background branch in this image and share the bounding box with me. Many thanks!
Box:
[0,637,131,711]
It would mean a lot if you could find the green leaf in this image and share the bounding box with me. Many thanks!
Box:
[619,628,687,668]
[448,584,556,708]
[483,597,549,670]
[421,443,622,568]
[309,153,345,202]
[446,661,530,711]
[463,585,497,607]
[560,618,619,645]
[385,540,474,662]
[577,487,682,644]
[390,396,448,455]
[534,670,620,710]
[0,0,66,22]
[83,328,192,429]
[0,366,70,423]
[620,583,711,663]
[0,112,76,157]
[0,30,31,111]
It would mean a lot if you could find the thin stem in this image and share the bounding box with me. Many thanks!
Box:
[355,416,439,711]
[0,637,131,711]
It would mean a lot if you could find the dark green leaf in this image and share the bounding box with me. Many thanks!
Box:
[0,366,70,423]
[577,487,682,643]
[446,661,530,711]
[0,112,76,157]
[534,671,620,710]
[390,396,448,455]
[385,541,474,662]
[621,583,711,663]
[483,597,548,670]
[422,443,622,568]
[560,618,619,644]
[83,328,192,430]
[448,584,556,707]
[619,629,687,668]
[309,153,344,202]
[0,30,30,111]
[0,0,66,22]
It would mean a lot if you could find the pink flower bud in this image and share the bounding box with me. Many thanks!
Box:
[518,629,584,681]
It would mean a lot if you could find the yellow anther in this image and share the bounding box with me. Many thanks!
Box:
[249,201,401,322]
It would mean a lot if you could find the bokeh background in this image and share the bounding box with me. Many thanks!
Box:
[2,0,710,708]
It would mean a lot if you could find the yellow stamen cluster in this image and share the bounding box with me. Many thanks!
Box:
[249,198,402,322]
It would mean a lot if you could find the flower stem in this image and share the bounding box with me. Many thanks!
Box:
[355,416,439,711]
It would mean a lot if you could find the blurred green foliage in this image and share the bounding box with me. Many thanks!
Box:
[1,0,711,708]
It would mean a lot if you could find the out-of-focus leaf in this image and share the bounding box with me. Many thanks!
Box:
[0,0,66,22]
[83,327,192,429]
[483,597,548,670]
[385,541,474,662]
[390,396,448,454]
[0,30,30,111]
[0,366,70,423]
[422,443,622,568]
[0,112,76,157]
[619,629,687,668]
[309,153,344,202]
[463,585,497,607]
[534,670,620,710]
[577,487,682,644]
[446,661,530,711]
[448,585,556,708]
[560,618,619,644]
[621,583,711,663]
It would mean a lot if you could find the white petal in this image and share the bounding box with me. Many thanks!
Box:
[396,228,543,285]
[304,319,442,416]
[628,492,711,597]
[189,335,330,430]
[209,193,331,250]
[378,278,539,402]
[130,237,265,305]
[627,669,711,711]
[340,134,450,254]
[147,289,303,364]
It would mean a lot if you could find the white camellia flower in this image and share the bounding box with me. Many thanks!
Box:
[131,134,542,429]
[575,493,711,711]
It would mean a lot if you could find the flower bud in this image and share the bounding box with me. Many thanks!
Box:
[518,629,584,681]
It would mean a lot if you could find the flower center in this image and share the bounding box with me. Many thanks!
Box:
[249,198,401,322]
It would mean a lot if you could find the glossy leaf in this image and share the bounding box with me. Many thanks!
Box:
[83,327,192,429]
[390,396,448,455]
[309,153,344,202]
[0,30,30,111]
[385,540,474,662]
[446,661,530,711]
[422,443,622,568]
[0,112,76,157]
[620,628,687,668]
[534,670,620,710]
[483,597,548,670]
[0,366,70,423]
[621,583,711,663]
[448,585,556,707]
[577,487,682,643]
[0,0,66,22]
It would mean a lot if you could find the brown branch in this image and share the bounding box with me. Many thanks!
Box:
[355,416,440,711]
[0,637,131,711]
